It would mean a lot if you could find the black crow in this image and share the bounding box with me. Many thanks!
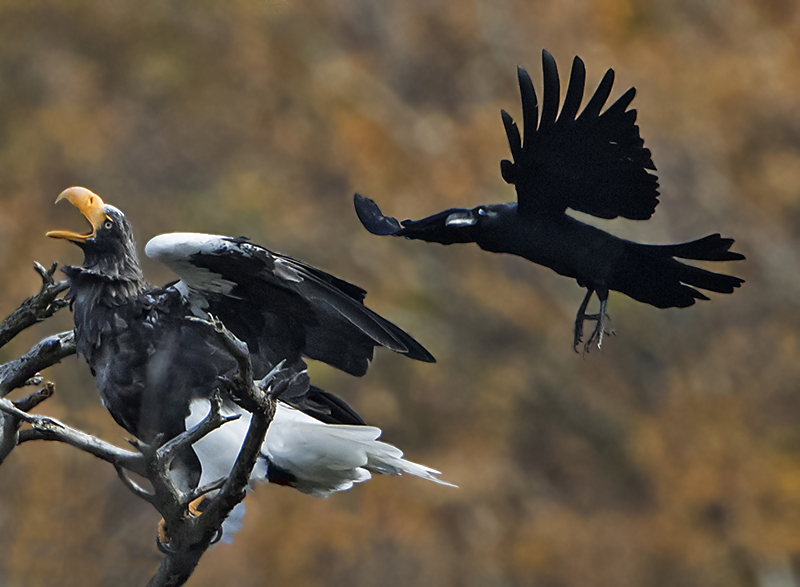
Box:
[354,50,744,353]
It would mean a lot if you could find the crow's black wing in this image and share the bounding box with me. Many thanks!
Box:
[501,50,659,220]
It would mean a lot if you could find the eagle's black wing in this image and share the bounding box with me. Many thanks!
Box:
[501,50,659,220]
[145,233,435,378]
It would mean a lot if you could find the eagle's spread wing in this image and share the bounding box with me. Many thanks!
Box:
[501,50,659,220]
[145,233,435,378]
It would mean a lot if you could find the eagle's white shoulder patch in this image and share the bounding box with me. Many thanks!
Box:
[145,233,240,295]
[145,232,230,261]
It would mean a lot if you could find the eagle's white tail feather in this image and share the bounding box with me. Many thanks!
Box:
[186,399,454,542]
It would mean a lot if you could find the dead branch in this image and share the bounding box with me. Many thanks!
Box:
[0,262,69,350]
[0,263,75,398]
[144,315,289,587]
[0,330,75,397]
[1,395,146,471]
[0,264,74,463]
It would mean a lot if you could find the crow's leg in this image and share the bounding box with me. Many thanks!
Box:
[584,287,610,354]
[573,288,595,352]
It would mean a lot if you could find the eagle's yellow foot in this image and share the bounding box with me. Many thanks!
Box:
[156,496,209,551]
[188,495,209,517]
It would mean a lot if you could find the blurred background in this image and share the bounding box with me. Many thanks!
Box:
[0,1,798,585]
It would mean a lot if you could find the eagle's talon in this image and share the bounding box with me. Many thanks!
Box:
[156,519,177,554]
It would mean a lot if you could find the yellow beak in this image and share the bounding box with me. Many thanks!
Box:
[46,187,109,242]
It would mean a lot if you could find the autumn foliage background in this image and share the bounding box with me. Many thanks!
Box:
[0,1,798,585]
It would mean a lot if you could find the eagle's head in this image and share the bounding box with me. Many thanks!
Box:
[47,186,145,283]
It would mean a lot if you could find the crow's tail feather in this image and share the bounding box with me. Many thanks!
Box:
[611,235,744,308]
[655,233,745,262]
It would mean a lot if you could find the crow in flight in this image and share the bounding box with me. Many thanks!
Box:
[354,50,744,353]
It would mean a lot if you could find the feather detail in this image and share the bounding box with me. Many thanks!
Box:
[186,399,455,542]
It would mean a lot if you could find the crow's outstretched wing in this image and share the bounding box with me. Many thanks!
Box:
[501,50,659,220]
[145,233,434,378]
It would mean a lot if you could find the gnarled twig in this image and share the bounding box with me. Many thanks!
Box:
[0,262,69,350]
[0,331,75,397]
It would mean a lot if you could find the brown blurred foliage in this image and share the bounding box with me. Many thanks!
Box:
[0,0,798,585]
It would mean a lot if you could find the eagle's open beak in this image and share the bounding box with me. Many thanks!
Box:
[46,187,109,243]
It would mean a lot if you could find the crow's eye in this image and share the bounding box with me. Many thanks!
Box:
[104,221,113,230]
[477,208,486,216]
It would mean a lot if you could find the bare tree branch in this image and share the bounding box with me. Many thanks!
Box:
[1,397,147,473]
[0,262,69,350]
[0,409,20,464]
[0,265,74,464]
[145,315,287,587]
[13,381,55,412]
[0,263,74,399]
[115,464,157,504]
[0,330,75,397]
[0,382,56,462]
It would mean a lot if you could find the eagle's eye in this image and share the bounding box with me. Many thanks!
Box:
[103,221,113,230]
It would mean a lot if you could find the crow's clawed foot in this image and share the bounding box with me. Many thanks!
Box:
[584,315,612,355]
[574,312,611,355]
[583,291,611,355]
[573,315,586,352]
[573,288,613,356]
[573,288,594,353]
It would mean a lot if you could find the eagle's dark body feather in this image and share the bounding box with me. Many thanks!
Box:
[64,270,234,440]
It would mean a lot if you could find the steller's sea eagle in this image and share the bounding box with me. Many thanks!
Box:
[47,186,450,539]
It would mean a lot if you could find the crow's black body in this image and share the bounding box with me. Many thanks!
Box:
[354,50,744,352]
